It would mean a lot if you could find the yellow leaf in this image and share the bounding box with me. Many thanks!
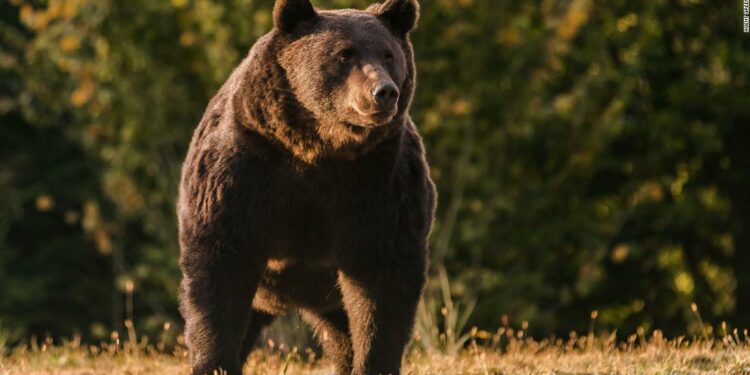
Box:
[60,35,80,52]
[674,272,695,295]
[179,31,196,47]
[19,4,35,27]
[610,244,630,263]
[452,99,471,115]
[557,0,591,40]
[35,195,55,212]
[94,228,112,255]
[60,0,81,20]
[70,79,94,107]
[82,201,99,233]
[47,0,62,18]
[616,13,639,33]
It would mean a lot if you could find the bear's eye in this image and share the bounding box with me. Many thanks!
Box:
[338,48,355,65]
[385,52,394,65]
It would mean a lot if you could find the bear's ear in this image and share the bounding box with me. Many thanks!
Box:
[273,0,317,33]
[369,0,419,36]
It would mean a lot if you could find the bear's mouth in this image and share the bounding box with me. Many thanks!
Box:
[349,105,397,128]
[345,122,370,134]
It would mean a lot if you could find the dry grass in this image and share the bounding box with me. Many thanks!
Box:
[2,331,750,375]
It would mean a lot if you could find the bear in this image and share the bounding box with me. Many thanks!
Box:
[177,0,435,374]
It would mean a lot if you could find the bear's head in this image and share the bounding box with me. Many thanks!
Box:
[236,0,419,163]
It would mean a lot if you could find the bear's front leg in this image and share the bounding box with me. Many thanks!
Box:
[338,249,427,375]
[180,246,264,375]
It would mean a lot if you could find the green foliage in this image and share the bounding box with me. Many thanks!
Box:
[412,0,750,336]
[0,0,749,343]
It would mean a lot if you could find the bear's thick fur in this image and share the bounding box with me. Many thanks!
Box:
[177,0,434,374]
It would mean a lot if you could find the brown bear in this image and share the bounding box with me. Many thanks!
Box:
[177,0,435,374]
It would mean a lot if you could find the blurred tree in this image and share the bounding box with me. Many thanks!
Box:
[722,95,750,327]
[0,1,113,338]
[413,0,750,336]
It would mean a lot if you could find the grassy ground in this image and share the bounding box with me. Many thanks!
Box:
[2,332,750,374]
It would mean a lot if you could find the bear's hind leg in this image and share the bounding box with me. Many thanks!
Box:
[301,308,353,375]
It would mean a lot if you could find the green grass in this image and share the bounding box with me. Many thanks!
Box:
[2,331,750,374]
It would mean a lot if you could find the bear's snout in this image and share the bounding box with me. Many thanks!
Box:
[344,62,401,126]
[348,80,400,126]
[372,82,399,110]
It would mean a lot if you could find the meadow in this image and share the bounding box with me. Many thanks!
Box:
[3,322,750,374]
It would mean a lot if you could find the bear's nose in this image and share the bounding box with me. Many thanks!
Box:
[372,83,399,108]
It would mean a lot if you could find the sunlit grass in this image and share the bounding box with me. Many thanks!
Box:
[2,287,748,374]
[2,281,748,374]
[2,292,750,374]
[2,329,750,374]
